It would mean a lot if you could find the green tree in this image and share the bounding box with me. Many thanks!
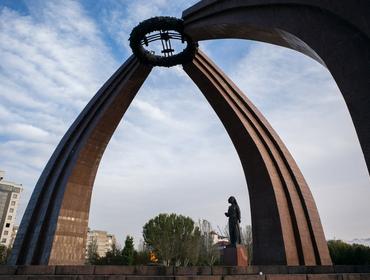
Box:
[182,226,201,266]
[0,245,11,264]
[86,237,100,265]
[328,240,370,265]
[198,219,219,265]
[98,242,123,265]
[122,235,135,265]
[143,213,200,266]
[134,240,151,265]
[241,225,253,264]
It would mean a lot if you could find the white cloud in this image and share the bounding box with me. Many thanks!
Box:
[1,123,49,141]
[133,100,169,122]
[0,0,117,220]
[97,0,199,54]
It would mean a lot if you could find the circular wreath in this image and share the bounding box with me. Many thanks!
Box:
[129,16,197,67]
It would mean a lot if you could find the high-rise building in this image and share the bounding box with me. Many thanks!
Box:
[10,225,19,248]
[0,170,22,248]
[86,229,116,258]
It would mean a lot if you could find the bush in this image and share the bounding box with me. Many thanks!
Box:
[328,240,370,265]
[0,245,11,264]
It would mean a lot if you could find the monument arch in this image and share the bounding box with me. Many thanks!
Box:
[10,16,332,266]
[182,0,370,174]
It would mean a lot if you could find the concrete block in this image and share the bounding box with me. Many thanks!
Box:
[307,266,335,274]
[210,267,224,275]
[341,274,370,280]
[175,276,222,280]
[78,277,126,280]
[126,277,174,280]
[335,266,353,273]
[55,266,95,275]
[175,267,212,275]
[76,276,114,280]
[135,266,173,276]
[0,276,28,280]
[287,266,307,274]
[356,266,370,273]
[222,246,248,266]
[0,265,17,275]
[224,275,266,280]
[256,266,289,274]
[341,274,361,280]
[307,274,339,280]
[16,265,56,275]
[103,277,126,280]
[28,276,77,280]
[226,267,249,275]
[265,275,306,280]
[246,267,260,274]
[94,266,135,275]
[333,266,370,273]
[211,266,249,275]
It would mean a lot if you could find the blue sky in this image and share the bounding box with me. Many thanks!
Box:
[0,0,369,247]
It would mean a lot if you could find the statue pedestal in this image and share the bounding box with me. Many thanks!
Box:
[222,245,248,266]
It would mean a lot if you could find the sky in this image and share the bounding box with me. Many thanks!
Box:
[0,0,369,247]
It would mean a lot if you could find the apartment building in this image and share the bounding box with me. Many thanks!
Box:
[0,170,22,248]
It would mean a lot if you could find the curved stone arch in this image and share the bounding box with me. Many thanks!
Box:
[182,0,370,174]
[9,50,331,265]
[184,50,331,265]
[9,57,152,265]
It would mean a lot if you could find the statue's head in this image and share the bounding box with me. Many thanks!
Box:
[228,196,236,204]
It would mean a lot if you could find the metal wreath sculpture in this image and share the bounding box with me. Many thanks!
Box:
[129,17,197,67]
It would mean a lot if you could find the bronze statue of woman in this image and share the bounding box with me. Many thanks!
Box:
[225,196,241,246]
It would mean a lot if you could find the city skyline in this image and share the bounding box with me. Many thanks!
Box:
[0,0,369,247]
